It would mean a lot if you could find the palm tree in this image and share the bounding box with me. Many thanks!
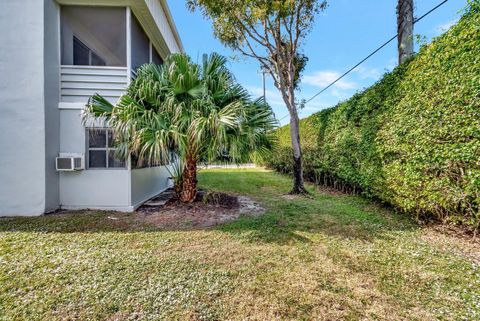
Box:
[84,53,276,203]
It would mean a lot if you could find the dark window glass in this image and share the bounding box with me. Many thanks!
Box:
[89,129,107,148]
[108,150,126,168]
[91,52,106,66]
[131,14,150,70]
[87,128,126,169]
[73,37,90,65]
[89,150,107,168]
[152,48,163,65]
[73,36,106,66]
[107,130,116,148]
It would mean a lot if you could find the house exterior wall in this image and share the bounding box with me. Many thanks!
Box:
[59,108,132,211]
[0,0,182,216]
[131,166,172,208]
[0,0,49,216]
[60,66,128,103]
[59,170,131,211]
[59,108,172,212]
[44,0,62,212]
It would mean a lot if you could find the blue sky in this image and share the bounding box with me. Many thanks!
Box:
[168,0,467,125]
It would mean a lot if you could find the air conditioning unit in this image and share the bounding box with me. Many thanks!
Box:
[56,154,84,171]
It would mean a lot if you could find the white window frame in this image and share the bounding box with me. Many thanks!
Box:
[86,128,126,170]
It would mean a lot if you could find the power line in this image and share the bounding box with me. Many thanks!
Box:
[277,0,449,123]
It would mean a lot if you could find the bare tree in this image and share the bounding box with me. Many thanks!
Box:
[188,0,328,194]
[397,0,414,64]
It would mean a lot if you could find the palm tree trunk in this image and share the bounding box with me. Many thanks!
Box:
[179,153,197,203]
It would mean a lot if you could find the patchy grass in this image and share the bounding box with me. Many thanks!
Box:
[1,169,479,320]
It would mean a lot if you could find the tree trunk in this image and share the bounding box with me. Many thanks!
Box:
[283,87,306,194]
[179,153,197,203]
[397,0,414,64]
[289,108,306,194]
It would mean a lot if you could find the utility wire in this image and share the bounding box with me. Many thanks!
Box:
[277,0,449,123]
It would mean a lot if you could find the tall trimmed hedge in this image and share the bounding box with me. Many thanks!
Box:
[267,5,480,230]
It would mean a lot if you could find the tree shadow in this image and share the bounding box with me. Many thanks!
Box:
[196,170,419,244]
[0,210,158,234]
[212,196,418,245]
[0,177,417,246]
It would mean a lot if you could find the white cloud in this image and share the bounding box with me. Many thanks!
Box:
[385,57,397,72]
[435,19,458,34]
[246,64,385,123]
[303,70,357,90]
[353,66,381,80]
[246,86,286,107]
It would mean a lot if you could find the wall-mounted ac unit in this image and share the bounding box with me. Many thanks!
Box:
[56,154,84,171]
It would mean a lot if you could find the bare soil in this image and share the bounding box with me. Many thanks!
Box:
[421,225,480,264]
[137,191,265,230]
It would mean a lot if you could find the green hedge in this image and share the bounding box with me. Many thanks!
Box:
[267,5,480,230]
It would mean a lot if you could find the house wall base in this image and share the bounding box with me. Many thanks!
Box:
[60,205,135,212]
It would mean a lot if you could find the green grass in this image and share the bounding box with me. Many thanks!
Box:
[1,169,479,320]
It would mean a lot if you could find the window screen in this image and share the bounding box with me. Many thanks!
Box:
[61,6,126,66]
[73,37,90,65]
[73,37,106,66]
[152,47,163,65]
[131,13,150,70]
[87,129,126,169]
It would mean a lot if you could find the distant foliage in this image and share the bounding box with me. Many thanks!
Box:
[266,7,480,231]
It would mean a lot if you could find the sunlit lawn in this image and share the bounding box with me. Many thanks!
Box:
[1,169,478,320]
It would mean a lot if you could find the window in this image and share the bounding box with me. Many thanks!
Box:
[87,129,126,169]
[131,13,150,70]
[73,36,106,66]
[152,46,163,65]
[61,6,127,66]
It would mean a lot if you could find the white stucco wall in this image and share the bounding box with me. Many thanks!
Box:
[0,0,180,216]
[44,0,61,212]
[59,108,132,211]
[131,166,171,208]
[0,0,47,216]
[60,170,131,211]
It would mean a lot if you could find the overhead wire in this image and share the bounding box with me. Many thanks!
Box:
[276,0,450,123]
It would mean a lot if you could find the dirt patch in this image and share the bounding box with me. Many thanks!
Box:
[137,191,265,230]
[281,194,302,201]
[281,193,314,200]
[421,225,480,264]
[314,185,349,196]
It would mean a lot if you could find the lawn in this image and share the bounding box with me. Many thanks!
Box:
[1,169,479,320]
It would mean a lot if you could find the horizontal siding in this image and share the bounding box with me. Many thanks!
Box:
[60,65,128,104]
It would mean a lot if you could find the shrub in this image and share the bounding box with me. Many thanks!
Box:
[266,6,480,231]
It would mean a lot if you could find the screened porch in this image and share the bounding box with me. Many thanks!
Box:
[60,5,163,104]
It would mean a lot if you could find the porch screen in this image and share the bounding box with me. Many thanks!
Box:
[61,6,127,67]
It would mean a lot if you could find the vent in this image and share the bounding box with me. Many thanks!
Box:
[56,155,84,171]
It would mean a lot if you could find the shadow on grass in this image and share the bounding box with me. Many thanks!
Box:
[213,196,417,245]
[0,198,416,246]
[0,171,418,245]
[0,211,157,234]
